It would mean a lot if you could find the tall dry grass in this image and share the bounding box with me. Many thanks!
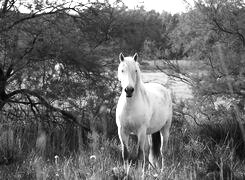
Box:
[1,108,245,180]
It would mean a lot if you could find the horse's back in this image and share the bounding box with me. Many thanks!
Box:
[144,83,172,104]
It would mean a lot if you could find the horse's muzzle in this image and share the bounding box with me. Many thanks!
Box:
[125,87,134,97]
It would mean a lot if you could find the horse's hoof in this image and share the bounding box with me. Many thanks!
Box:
[123,175,133,180]
[153,173,158,178]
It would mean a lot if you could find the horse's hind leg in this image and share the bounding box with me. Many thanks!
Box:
[149,131,161,169]
[160,119,171,171]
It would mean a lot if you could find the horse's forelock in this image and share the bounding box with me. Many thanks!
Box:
[124,59,138,72]
[118,57,141,83]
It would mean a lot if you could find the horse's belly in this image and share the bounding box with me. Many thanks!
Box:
[146,126,161,134]
[146,117,165,134]
[146,100,172,134]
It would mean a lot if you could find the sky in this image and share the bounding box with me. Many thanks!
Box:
[18,0,194,15]
[121,0,194,14]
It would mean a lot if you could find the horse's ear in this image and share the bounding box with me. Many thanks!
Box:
[119,53,124,62]
[133,53,138,62]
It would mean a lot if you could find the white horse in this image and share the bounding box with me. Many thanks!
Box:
[116,53,172,173]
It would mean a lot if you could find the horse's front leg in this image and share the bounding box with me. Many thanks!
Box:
[137,128,147,177]
[118,127,129,169]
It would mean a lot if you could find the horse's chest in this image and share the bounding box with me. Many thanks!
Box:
[119,109,148,134]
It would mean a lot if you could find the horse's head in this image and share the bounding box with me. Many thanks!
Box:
[118,53,140,98]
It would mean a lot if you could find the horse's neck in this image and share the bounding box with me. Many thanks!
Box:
[136,72,145,94]
[136,79,145,94]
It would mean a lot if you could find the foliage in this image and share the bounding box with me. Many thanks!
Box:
[168,0,245,98]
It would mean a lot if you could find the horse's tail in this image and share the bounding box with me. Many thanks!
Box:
[151,131,161,158]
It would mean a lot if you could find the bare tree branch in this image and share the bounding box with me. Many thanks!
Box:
[156,63,194,86]
[1,6,79,33]
[6,88,91,132]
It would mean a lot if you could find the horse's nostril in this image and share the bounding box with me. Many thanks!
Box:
[125,87,134,94]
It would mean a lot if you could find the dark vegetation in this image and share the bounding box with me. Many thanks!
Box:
[0,0,245,179]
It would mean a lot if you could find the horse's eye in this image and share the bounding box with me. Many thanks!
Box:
[135,70,137,72]
[121,70,124,73]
